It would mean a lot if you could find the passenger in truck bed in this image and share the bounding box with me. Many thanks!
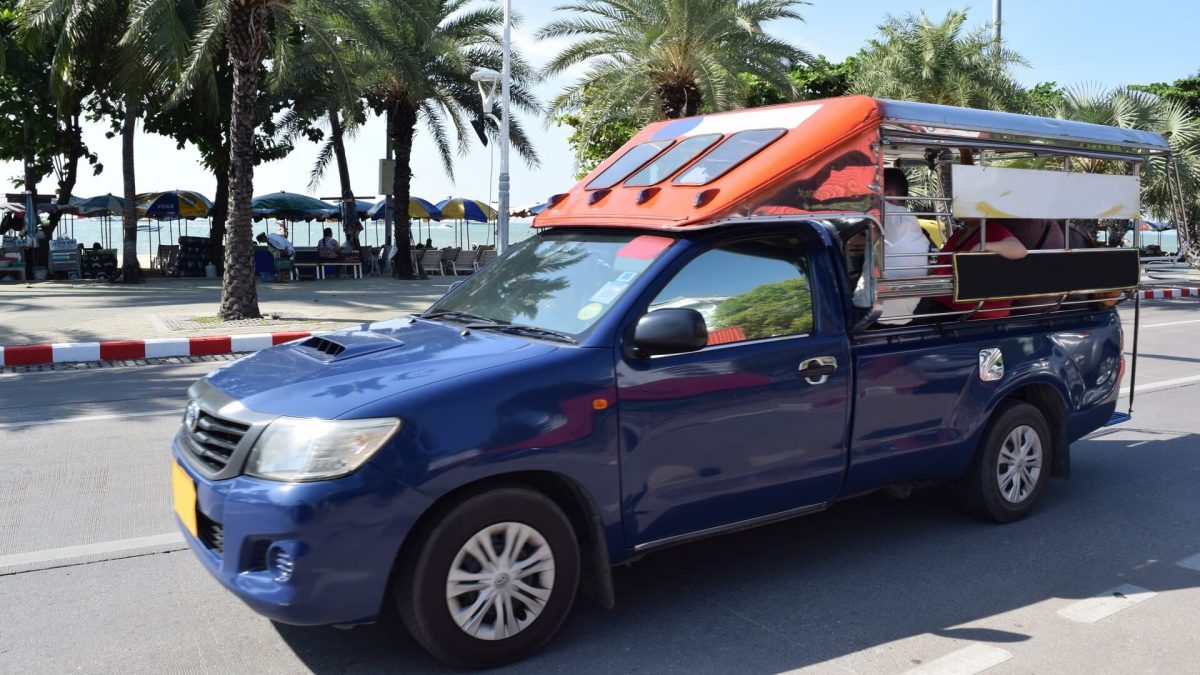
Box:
[916,221,1028,320]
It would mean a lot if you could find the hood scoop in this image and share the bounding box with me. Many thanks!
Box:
[298,332,404,362]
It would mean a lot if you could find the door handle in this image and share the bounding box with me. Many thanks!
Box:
[798,356,838,385]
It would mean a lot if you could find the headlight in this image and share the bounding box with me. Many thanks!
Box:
[246,417,401,482]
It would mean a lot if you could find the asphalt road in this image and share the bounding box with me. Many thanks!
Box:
[2,302,1199,674]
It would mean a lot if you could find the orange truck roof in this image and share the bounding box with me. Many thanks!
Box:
[534,95,884,230]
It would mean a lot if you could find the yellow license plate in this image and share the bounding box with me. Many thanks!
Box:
[171,460,198,538]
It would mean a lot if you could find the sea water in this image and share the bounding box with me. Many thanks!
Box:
[49,216,540,256]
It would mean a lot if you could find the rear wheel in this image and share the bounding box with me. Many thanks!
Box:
[396,488,580,668]
[958,401,1052,523]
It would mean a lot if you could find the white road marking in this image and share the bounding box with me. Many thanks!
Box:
[1120,373,1200,398]
[1056,584,1156,623]
[1175,552,1200,572]
[0,532,185,570]
[904,643,1013,675]
[1143,317,1200,328]
[0,409,179,429]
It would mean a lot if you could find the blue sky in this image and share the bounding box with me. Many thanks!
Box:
[7,0,1199,212]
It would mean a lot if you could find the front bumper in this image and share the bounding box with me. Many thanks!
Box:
[172,437,431,625]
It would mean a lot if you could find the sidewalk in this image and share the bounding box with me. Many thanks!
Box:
[0,276,455,345]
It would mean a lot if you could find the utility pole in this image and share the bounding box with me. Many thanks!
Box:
[993,0,1001,44]
[497,0,512,253]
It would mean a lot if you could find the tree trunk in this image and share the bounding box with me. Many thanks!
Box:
[120,99,142,283]
[42,106,85,255]
[657,81,702,119]
[219,1,268,320]
[329,110,357,244]
[390,102,418,279]
[21,109,40,278]
[207,160,229,274]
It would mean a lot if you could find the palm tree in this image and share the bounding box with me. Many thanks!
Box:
[851,9,1028,112]
[23,0,158,283]
[361,0,540,279]
[1054,84,1200,263]
[540,0,810,143]
[274,30,371,241]
[130,0,368,319]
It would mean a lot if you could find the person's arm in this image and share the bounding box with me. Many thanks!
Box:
[984,236,1027,260]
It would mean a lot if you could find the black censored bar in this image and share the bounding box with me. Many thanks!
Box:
[953,249,1140,302]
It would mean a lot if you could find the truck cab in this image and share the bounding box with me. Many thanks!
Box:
[171,96,1166,668]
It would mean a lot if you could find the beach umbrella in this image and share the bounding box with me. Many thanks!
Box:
[436,197,496,222]
[368,197,443,221]
[251,191,334,219]
[137,190,212,218]
[76,194,125,216]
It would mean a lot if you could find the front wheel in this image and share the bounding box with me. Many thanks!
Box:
[958,401,1052,523]
[396,487,580,668]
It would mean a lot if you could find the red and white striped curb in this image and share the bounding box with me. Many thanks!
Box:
[0,331,315,367]
[1141,287,1200,299]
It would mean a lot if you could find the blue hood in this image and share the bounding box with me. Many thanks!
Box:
[204,318,558,418]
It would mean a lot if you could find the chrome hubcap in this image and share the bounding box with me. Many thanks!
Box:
[997,424,1043,504]
[446,522,555,641]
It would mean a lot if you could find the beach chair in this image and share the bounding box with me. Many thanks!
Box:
[450,249,478,275]
[153,244,177,272]
[474,249,498,271]
[419,249,444,275]
[438,247,460,274]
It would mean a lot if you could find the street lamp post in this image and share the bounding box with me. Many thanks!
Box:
[471,0,512,253]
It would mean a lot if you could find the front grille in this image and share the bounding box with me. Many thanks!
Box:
[197,511,224,557]
[186,410,250,471]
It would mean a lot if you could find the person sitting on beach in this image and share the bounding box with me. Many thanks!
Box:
[318,227,341,260]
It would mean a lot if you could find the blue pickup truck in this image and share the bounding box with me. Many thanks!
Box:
[171,98,1158,667]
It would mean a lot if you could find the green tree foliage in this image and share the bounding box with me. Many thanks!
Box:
[712,277,813,339]
[2,0,99,270]
[1052,84,1200,258]
[541,0,811,145]
[1026,81,1066,116]
[1132,75,1200,116]
[743,54,858,108]
[851,9,1027,111]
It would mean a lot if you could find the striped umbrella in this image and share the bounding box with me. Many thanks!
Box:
[436,197,496,223]
[369,197,443,221]
[137,190,212,219]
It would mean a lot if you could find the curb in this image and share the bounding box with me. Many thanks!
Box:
[1141,287,1200,299]
[0,331,315,367]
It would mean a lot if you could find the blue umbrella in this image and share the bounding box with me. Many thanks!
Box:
[76,194,125,216]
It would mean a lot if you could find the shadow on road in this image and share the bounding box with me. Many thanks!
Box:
[270,429,1200,673]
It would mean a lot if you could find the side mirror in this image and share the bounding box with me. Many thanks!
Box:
[632,308,708,357]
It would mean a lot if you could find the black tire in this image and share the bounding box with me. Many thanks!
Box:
[958,401,1053,523]
[396,487,580,669]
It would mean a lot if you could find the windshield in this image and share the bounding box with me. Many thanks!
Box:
[425,232,676,339]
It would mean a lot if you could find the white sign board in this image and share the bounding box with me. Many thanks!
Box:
[378,159,396,195]
[951,164,1140,220]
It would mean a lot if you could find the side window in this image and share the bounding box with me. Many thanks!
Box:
[648,237,813,346]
